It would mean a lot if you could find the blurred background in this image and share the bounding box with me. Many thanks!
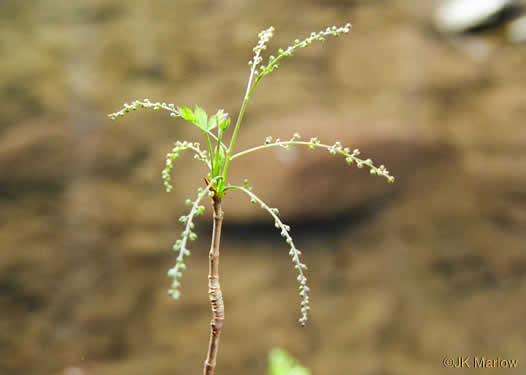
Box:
[1,0,525,374]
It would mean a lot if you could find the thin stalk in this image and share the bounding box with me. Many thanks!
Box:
[214,129,223,172]
[214,129,226,194]
[231,140,313,160]
[221,93,250,182]
[203,197,224,375]
[205,133,215,172]
[221,53,260,182]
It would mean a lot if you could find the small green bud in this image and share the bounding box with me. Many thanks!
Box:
[169,290,181,300]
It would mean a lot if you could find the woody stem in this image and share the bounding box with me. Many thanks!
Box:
[203,197,224,375]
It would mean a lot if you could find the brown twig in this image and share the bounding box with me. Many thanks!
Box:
[203,196,224,375]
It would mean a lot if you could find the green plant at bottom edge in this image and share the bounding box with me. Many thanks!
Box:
[268,348,311,375]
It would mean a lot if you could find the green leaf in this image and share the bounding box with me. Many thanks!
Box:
[194,105,208,131]
[178,106,194,122]
[178,105,218,136]
[208,114,218,131]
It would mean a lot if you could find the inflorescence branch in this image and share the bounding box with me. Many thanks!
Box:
[163,141,211,192]
[108,99,180,120]
[168,176,222,300]
[228,182,310,326]
[109,98,225,147]
[251,24,352,89]
[248,26,276,70]
[231,133,395,183]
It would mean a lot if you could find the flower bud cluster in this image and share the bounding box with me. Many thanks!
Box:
[324,141,394,183]
[108,98,179,120]
[237,182,310,326]
[248,26,275,68]
[257,23,351,77]
[167,177,220,300]
[163,141,210,192]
